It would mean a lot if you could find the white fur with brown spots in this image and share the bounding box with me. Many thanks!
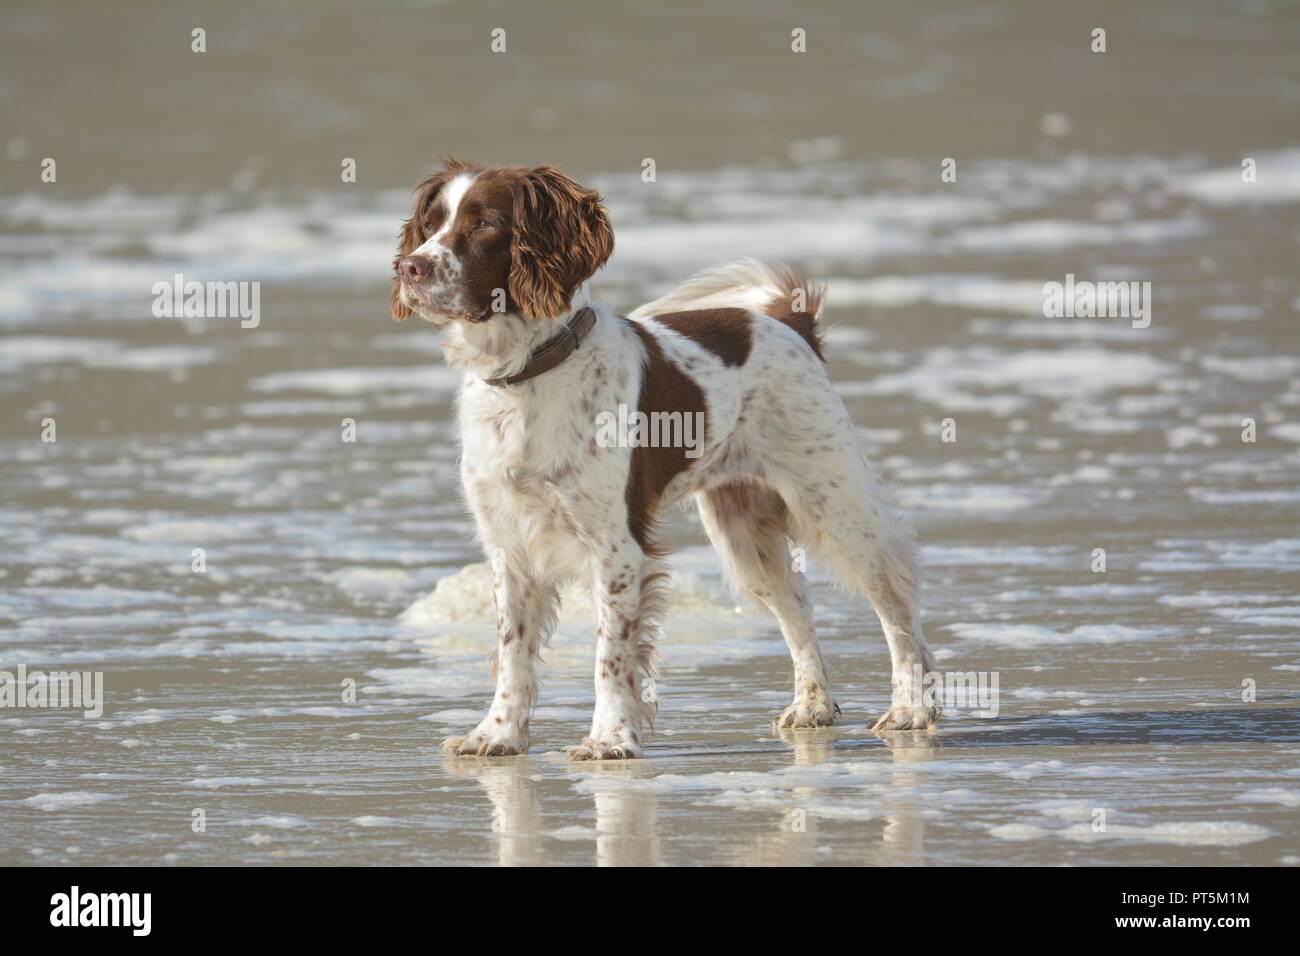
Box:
[393,163,939,759]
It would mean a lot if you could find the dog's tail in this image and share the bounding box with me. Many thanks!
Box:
[629,258,826,359]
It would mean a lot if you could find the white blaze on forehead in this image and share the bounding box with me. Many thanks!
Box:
[408,171,477,310]
[427,171,477,245]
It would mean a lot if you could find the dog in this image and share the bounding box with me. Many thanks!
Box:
[392,159,939,759]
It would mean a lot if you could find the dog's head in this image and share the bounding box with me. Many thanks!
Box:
[391,159,614,325]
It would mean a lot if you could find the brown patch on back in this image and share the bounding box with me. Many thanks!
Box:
[623,320,708,555]
[651,308,753,367]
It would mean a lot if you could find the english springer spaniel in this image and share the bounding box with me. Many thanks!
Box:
[392,159,938,759]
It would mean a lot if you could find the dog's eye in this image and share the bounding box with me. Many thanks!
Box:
[474,219,492,231]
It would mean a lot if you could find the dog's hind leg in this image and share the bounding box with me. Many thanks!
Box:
[769,446,940,732]
[697,482,836,728]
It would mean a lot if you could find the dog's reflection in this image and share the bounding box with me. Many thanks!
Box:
[870,729,940,866]
[745,728,837,865]
[747,727,940,866]
[581,763,662,867]
[444,754,543,866]
[447,754,661,866]
[447,730,938,867]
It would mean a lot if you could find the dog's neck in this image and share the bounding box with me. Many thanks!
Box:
[441,284,593,382]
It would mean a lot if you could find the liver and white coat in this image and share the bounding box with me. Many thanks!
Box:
[392,159,938,759]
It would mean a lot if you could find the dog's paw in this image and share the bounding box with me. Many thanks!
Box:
[773,694,837,729]
[869,703,939,732]
[566,735,643,761]
[442,729,528,757]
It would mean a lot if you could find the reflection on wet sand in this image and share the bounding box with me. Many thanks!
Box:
[584,764,663,867]
[743,729,836,866]
[873,730,942,867]
[447,729,951,866]
[444,755,542,867]
[737,728,943,866]
[450,756,662,866]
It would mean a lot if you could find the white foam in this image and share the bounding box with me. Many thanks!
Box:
[1203,355,1300,382]
[830,274,1046,314]
[947,218,1205,252]
[988,823,1050,841]
[860,347,1179,410]
[923,545,1069,568]
[1158,593,1277,609]
[948,623,1161,648]
[991,819,1277,846]
[233,815,308,828]
[1189,488,1300,505]
[1236,788,1300,808]
[1172,148,1300,205]
[1140,539,1300,572]
[23,791,122,810]
[547,825,599,840]
[896,483,1050,514]
[0,336,121,370]
[328,567,421,605]
[249,365,461,396]
[968,317,1165,342]
[1271,424,1300,444]
[185,777,267,788]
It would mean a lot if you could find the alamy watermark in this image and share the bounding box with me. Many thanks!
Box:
[152,272,260,328]
[50,886,150,936]
[595,404,705,459]
[0,665,103,719]
[908,666,1000,717]
[1042,273,1151,329]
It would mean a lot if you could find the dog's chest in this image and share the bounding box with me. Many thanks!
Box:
[460,391,602,527]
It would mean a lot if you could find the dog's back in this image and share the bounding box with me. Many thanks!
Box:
[629,258,825,359]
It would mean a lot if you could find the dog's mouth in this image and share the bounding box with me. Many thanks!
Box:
[400,283,490,326]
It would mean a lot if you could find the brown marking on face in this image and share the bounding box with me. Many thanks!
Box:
[390,158,478,320]
[393,162,517,323]
[622,320,708,555]
[651,308,753,367]
[392,160,614,322]
[438,169,517,320]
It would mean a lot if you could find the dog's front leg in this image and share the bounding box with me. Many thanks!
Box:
[443,559,555,757]
[569,544,665,761]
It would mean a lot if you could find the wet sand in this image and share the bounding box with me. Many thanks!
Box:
[1,0,1298,865]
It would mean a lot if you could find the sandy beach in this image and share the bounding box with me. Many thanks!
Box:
[1,0,1298,866]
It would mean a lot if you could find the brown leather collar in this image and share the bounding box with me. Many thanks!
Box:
[484,306,597,387]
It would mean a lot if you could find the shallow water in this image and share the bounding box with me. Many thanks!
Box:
[1,0,1299,865]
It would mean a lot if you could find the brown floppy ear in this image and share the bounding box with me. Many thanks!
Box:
[508,166,614,319]
[390,165,462,320]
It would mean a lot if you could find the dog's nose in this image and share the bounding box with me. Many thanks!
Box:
[399,255,432,282]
